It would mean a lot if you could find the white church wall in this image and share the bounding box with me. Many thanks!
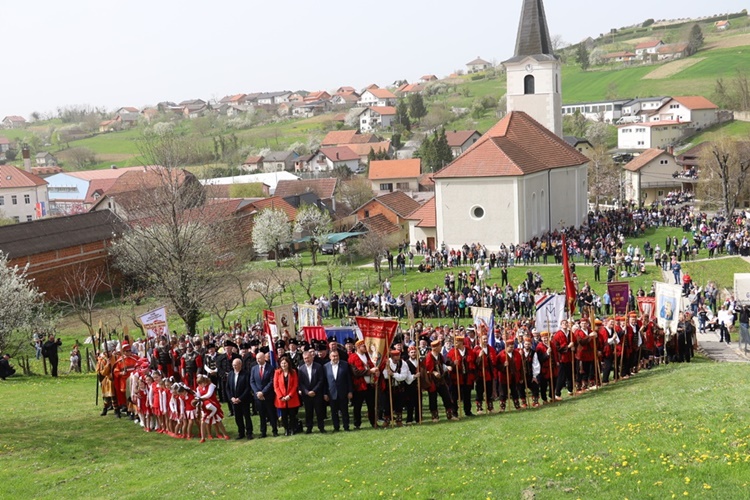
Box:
[549,164,588,231]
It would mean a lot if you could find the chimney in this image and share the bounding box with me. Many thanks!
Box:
[22,146,31,173]
[336,152,340,160]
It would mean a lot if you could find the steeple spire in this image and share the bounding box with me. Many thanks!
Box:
[514,0,553,57]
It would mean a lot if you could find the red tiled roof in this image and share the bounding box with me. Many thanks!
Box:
[445,130,480,148]
[322,130,359,146]
[84,178,119,204]
[635,40,662,49]
[358,213,401,236]
[67,166,149,181]
[0,165,47,188]
[366,88,396,99]
[368,159,421,180]
[406,196,436,228]
[273,178,338,200]
[657,43,689,54]
[348,133,378,144]
[243,155,264,165]
[368,106,397,116]
[342,141,391,157]
[671,96,719,110]
[418,173,434,188]
[433,112,589,179]
[3,115,26,122]
[320,146,360,162]
[622,148,670,172]
[602,51,636,59]
[0,136,10,145]
[374,191,422,218]
[250,196,297,222]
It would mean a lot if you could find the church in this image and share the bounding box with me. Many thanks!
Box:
[411,0,590,251]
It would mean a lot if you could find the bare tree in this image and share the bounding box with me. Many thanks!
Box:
[57,264,109,335]
[288,255,319,302]
[110,131,235,335]
[337,177,375,212]
[246,267,293,309]
[324,256,351,294]
[351,232,398,282]
[588,145,620,209]
[551,34,568,51]
[698,138,750,216]
[64,147,98,170]
[207,277,241,330]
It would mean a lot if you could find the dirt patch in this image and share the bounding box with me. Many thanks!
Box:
[705,33,750,50]
[642,58,705,79]
[96,153,136,162]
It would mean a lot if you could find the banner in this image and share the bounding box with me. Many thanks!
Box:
[263,310,277,340]
[561,233,577,314]
[636,296,656,320]
[471,306,495,346]
[302,326,327,343]
[139,307,168,340]
[534,294,566,333]
[655,282,682,331]
[325,327,358,345]
[273,304,295,334]
[355,317,398,368]
[298,303,319,328]
[734,273,750,305]
[405,293,415,325]
[607,282,630,315]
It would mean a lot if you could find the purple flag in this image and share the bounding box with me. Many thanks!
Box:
[607,282,630,315]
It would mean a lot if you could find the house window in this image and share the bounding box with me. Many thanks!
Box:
[524,75,535,95]
[379,183,393,192]
[24,194,30,204]
[660,159,668,164]
[638,141,645,146]
[396,182,410,190]
[12,216,19,223]
[657,190,664,196]
[26,215,32,222]
[364,210,370,218]
[11,195,17,205]
[470,205,485,220]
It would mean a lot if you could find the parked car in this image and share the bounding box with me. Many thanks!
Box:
[321,243,339,255]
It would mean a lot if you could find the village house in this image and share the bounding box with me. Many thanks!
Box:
[646,95,719,130]
[0,136,10,153]
[256,91,292,105]
[562,99,630,123]
[35,152,57,167]
[420,75,438,83]
[262,151,298,172]
[405,196,437,251]
[445,130,481,157]
[115,107,140,127]
[0,165,49,223]
[634,39,664,58]
[296,147,359,173]
[620,96,671,122]
[242,155,264,172]
[622,148,694,204]
[353,190,422,242]
[330,92,360,106]
[563,136,595,158]
[273,178,338,212]
[2,115,26,129]
[466,56,492,73]
[340,141,393,163]
[304,91,331,103]
[617,121,690,150]
[715,20,730,31]
[357,88,397,107]
[601,51,637,63]
[657,42,689,61]
[369,158,422,194]
[358,106,397,132]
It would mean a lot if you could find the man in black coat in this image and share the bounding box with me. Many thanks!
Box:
[43,335,63,377]
[297,349,326,434]
[226,358,253,439]
[323,349,352,431]
[0,353,16,380]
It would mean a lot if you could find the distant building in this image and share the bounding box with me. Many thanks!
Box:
[466,56,492,73]
[0,165,49,223]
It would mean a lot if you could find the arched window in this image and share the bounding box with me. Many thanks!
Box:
[540,189,547,232]
[555,74,559,93]
[524,75,535,95]
[531,192,538,235]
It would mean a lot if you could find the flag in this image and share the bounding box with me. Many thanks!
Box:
[471,306,494,346]
[489,314,496,349]
[298,304,319,328]
[355,317,398,368]
[534,293,566,332]
[139,307,168,340]
[561,233,577,315]
[636,296,656,320]
[266,333,276,368]
[655,282,682,331]
[272,304,295,333]
[262,310,278,339]
[302,326,327,343]
[607,282,630,315]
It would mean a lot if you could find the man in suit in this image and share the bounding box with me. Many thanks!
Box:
[250,351,278,437]
[43,334,63,378]
[323,349,352,431]
[297,349,326,434]
[226,358,253,440]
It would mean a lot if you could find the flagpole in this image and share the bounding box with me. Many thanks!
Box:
[589,307,601,388]
[545,311,555,404]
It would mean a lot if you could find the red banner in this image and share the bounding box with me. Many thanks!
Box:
[636,296,656,320]
[355,317,398,368]
[302,326,327,343]
[561,233,577,315]
[263,310,277,339]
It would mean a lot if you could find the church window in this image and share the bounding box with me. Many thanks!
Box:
[470,205,485,220]
[555,74,559,93]
[524,75,535,95]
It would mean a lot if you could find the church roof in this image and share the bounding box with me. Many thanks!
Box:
[506,0,556,63]
[432,111,589,179]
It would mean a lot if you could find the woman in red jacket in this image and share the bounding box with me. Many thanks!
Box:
[274,355,301,436]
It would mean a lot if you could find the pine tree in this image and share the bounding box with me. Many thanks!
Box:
[687,24,704,55]
[434,128,453,170]
[408,93,427,123]
[577,44,590,71]
[396,99,411,131]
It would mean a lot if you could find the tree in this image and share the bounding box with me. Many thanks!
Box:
[336,177,374,212]
[65,147,98,170]
[551,34,568,52]
[351,231,398,282]
[577,44,590,71]
[287,255,319,302]
[252,207,292,267]
[294,204,333,266]
[110,131,231,335]
[588,145,621,209]
[0,251,47,356]
[57,264,109,336]
[246,267,292,310]
[698,138,750,217]
[586,121,614,149]
[396,99,411,131]
[687,24,704,55]
[563,111,588,138]
[408,93,427,123]
[434,128,453,170]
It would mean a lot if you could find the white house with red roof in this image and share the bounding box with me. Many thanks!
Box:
[369,159,422,194]
[635,40,664,57]
[298,147,360,173]
[0,165,49,223]
[357,89,397,107]
[2,116,26,129]
[646,96,719,130]
[358,106,397,132]
[621,148,687,204]
[617,121,689,150]
[445,130,481,157]
[406,196,437,250]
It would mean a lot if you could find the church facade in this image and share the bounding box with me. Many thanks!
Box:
[429,0,589,251]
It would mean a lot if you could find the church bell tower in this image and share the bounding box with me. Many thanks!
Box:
[503,0,562,137]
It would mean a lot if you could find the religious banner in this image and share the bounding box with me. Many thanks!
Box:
[298,304,319,328]
[355,317,398,368]
[139,307,168,340]
[534,293,566,333]
[302,326,327,343]
[636,296,656,320]
[734,273,750,305]
[607,282,630,315]
[273,304,296,334]
[262,310,277,340]
[561,233,577,314]
[655,282,682,331]
[471,306,495,346]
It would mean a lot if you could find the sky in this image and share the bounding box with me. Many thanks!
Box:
[1,0,744,120]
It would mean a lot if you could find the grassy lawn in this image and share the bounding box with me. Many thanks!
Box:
[681,120,750,149]
[1,358,749,498]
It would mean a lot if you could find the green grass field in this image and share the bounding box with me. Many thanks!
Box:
[2,358,749,499]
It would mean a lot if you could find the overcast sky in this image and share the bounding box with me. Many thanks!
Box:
[1,0,743,119]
